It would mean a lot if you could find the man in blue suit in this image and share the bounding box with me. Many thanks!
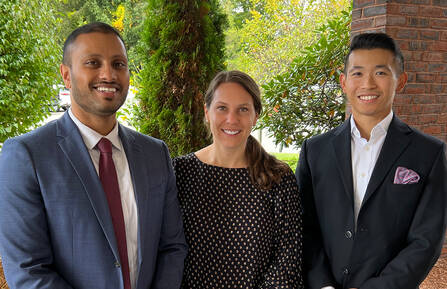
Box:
[0,22,187,289]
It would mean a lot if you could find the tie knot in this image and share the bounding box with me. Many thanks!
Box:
[97,138,113,153]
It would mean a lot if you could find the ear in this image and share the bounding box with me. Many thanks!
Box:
[204,104,209,123]
[339,73,347,94]
[253,113,259,127]
[60,63,71,89]
[396,71,408,93]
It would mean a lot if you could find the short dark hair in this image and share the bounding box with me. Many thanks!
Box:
[62,22,126,66]
[344,33,404,74]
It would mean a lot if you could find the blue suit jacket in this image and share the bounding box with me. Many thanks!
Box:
[0,113,187,289]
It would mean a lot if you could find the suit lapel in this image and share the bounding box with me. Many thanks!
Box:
[332,118,354,203]
[362,116,412,205]
[119,125,145,267]
[56,113,120,261]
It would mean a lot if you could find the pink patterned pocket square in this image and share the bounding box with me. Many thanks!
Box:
[393,166,420,184]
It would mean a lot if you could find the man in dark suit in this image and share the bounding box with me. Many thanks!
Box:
[297,33,447,289]
[0,22,187,289]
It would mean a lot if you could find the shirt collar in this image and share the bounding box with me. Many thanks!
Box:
[350,110,394,140]
[68,109,121,151]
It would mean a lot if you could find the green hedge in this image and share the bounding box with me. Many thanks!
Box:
[272,152,299,172]
[133,0,226,157]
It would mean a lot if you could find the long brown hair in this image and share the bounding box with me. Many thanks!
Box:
[204,70,291,190]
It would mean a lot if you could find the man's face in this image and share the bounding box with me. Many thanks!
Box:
[60,32,130,120]
[340,48,407,123]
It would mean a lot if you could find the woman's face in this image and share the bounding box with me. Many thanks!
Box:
[205,82,258,152]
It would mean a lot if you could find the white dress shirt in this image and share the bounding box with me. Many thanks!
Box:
[320,111,393,289]
[351,111,393,225]
[69,110,138,289]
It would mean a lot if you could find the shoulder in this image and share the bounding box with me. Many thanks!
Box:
[282,168,298,183]
[306,120,348,146]
[404,126,446,167]
[274,168,298,190]
[120,125,165,147]
[3,120,58,151]
[270,168,300,205]
[0,121,60,178]
[408,127,444,149]
[392,117,445,151]
[300,121,348,158]
[119,125,172,160]
[173,153,196,170]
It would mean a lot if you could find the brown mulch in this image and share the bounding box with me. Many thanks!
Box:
[421,252,447,289]
[0,260,7,289]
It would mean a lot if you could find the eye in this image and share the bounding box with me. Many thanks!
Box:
[216,106,226,111]
[114,61,127,69]
[239,107,249,112]
[376,71,387,76]
[351,71,362,77]
[85,60,99,66]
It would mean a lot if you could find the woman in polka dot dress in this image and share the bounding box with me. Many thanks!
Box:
[173,70,304,289]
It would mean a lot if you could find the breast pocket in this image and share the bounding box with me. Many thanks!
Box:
[388,181,424,228]
[389,180,423,204]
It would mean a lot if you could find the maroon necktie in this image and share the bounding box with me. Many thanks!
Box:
[97,138,131,289]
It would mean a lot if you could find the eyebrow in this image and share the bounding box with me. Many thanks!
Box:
[83,54,127,60]
[215,101,250,105]
[348,64,391,72]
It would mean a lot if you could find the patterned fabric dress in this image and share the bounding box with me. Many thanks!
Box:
[173,153,303,289]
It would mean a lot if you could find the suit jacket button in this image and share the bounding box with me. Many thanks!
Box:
[345,230,353,239]
[343,268,349,275]
[114,261,121,268]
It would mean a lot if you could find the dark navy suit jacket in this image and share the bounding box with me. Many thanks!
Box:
[0,112,187,289]
[297,116,447,289]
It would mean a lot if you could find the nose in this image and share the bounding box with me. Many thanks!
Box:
[99,63,117,81]
[361,74,377,89]
[225,110,239,124]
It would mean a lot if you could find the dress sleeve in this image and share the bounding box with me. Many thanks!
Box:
[260,171,304,289]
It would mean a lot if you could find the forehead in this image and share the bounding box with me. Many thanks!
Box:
[68,32,127,60]
[347,48,396,69]
[213,82,253,103]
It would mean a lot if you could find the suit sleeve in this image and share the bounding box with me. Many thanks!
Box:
[296,140,337,289]
[360,144,447,289]
[150,142,188,289]
[0,139,73,289]
[259,172,304,289]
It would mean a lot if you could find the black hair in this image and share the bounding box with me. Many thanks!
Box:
[62,22,126,66]
[344,33,404,74]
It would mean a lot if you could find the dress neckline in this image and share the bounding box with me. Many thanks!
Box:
[190,152,248,170]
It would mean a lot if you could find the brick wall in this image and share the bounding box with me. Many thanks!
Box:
[351,0,447,144]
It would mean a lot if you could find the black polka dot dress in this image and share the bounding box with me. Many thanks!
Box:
[173,153,303,289]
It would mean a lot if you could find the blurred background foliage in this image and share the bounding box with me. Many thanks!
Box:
[223,0,350,86]
[54,0,146,75]
[261,10,351,149]
[0,0,59,143]
[0,0,351,154]
[132,0,226,156]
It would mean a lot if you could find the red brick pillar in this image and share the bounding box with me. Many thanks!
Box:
[351,0,447,144]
